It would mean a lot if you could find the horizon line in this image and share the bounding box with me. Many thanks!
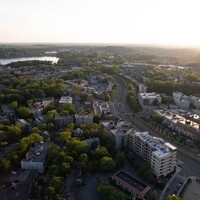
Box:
[0,42,200,49]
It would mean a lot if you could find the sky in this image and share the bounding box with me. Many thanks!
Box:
[1,0,200,47]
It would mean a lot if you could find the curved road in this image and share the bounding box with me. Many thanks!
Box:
[111,76,200,198]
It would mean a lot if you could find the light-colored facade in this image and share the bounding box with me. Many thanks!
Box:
[138,92,161,107]
[75,114,93,125]
[102,121,134,149]
[154,109,200,140]
[173,92,190,110]
[59,96,73,107]
[129,132,177,177]
[21,142,50,173]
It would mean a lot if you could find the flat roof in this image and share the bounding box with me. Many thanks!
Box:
[114,171,148,192]
[165,142,177,150]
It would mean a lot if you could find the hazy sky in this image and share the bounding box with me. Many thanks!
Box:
[1,0,200,46]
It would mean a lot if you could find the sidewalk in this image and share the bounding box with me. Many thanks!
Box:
[159,166,182,200]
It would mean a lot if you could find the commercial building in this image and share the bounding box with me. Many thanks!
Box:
[21,142,50,173]
[112,171,151,198]
[129,132,177,177]
[138,92,161,107]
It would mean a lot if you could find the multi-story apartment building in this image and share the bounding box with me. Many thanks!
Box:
[129,131,177,177]
[55,115,74,128]
[102,121,134,149]
[75,114,93,125]
[21,142,50,173]
[138,92,162,107]
[173,92,190,110]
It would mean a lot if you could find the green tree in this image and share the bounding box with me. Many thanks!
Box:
[10,101,18,110]
[115,152,126,167]
[166,195,182,200]
[0,158,11,171]
[7,125,22,140]
[99,157,116,171]
[94,146,109,159]
[97,182,125,200]
[17,106,31,118]
[61,131,72,142]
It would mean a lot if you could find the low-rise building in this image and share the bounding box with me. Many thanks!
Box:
[84,137,100,149]
[16,119,32,132]
[129,131,177,177]
[1,104,14,116]
[1,170,38,200]
[112,171,151,198]
[59,96,73,107]
[21,142,50,173]
[173,92,190,110]
[154,109,200,140]
[138,92,161,107]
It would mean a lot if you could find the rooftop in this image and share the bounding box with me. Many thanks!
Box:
[113,171,149,192]
[21,142,50,163]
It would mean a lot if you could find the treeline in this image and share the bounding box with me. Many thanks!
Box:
[144,69,200,96]
[127,84,139,112]
[6,60,52,67]
[0,76,66,104]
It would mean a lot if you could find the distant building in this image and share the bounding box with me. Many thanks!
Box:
[1,104,14,116]
[75,114,93,125]
[173,92,190,110]
[31,97,54,117]
[138,84,147,93]
[59,96,73,107]
[138,92,161,107]
[73,128,83,137]
[21,142,50,173]
[16,119,32,132]
[129,132,177,177]
[112,171,151,198]
[190,95,200,109]
[55,115,74,128]
[154,109,200,140]
[84,137,100,149]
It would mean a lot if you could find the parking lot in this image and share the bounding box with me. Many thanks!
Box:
[76,159,162,200]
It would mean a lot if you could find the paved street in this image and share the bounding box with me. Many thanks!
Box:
[111,77,200,199]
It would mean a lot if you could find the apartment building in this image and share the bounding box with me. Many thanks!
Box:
[102,121,134,149]
[138,92,162,107]
[59,96,73,107]
[173,92,190,110]
[154,109,200,140]
[21,142,50,173]
[129,132,177,177]
[55,115,74,128]
[75,114,93,125]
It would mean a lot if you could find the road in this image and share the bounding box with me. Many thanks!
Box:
[111,76,200,199]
